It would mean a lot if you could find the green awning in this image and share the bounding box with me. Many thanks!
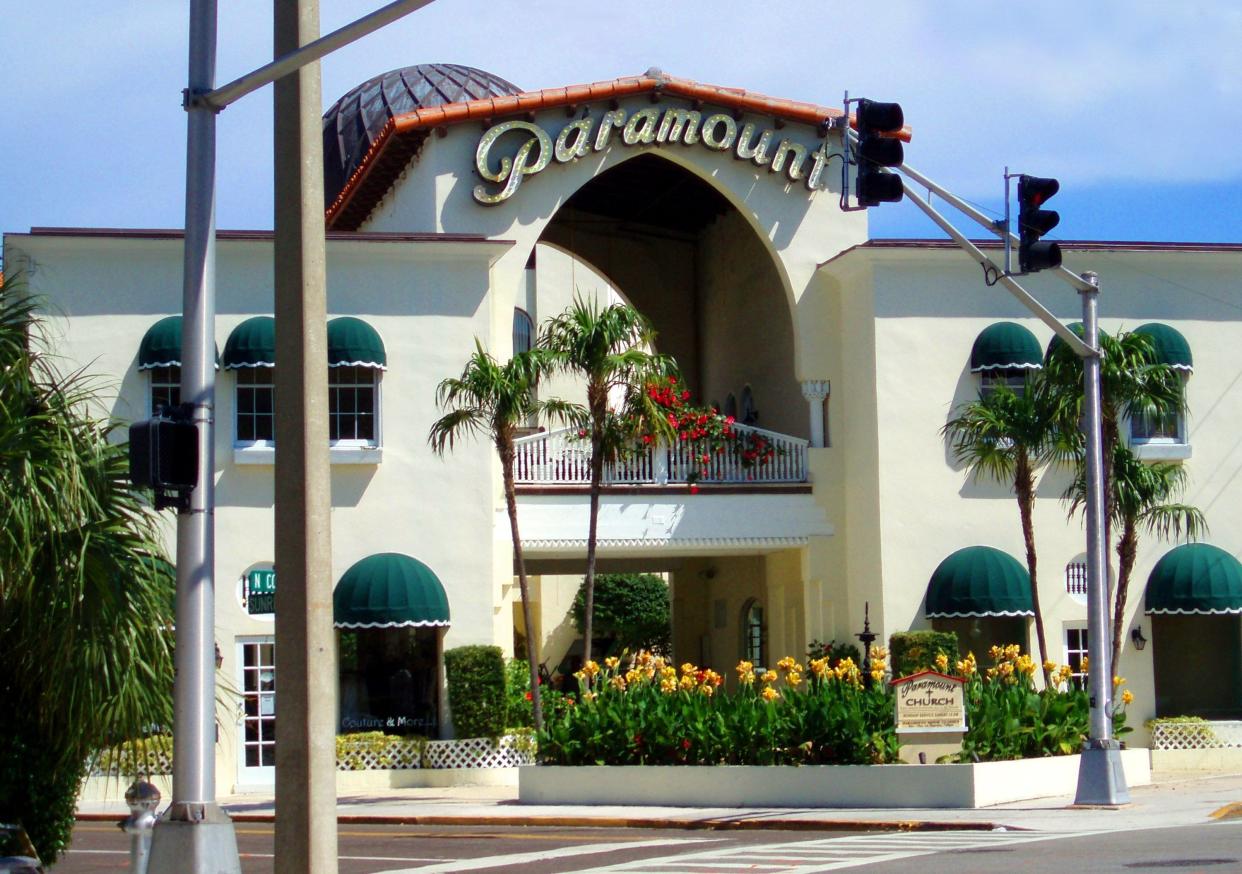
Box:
[328,317,386,369]
[222,316,276,369]
[970,322,1043,372]
[334,553,450,629]
[1146,543,1242,615]
[926,546,1034,618]
[138,316,184,369]
[1135,323,1193,371]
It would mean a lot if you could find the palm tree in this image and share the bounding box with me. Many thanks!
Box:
[539,298,677,664]
[943,377,1060,673]
[0,277,176,863]
[429,341,572,730]
[1045,327,1190,674]
[1068,445,1206,676]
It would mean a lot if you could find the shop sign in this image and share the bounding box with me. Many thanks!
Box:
[473,103,837,205]
[891,671,966,734]
[243,568,276,616]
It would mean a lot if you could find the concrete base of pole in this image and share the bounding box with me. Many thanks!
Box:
[1074,740,1131,806]
[147,803,241,874]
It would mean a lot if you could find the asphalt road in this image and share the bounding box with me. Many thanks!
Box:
[54,819,1242,873]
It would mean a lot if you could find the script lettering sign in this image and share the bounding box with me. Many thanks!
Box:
[891,670,967,734]
[473,103,837,205]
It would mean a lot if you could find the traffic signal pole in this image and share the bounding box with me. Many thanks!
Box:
[855,141,1128,805]
[147,4,434,873]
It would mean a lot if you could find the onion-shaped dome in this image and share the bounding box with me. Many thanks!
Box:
[322,63,521,207]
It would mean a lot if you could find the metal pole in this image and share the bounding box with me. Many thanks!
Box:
[1074,272,1130,805]
[201,0,433,109]
[147,0,242,867]
[273,0,337,869]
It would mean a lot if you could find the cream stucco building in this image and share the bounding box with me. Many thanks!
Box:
[7,65,1241,792]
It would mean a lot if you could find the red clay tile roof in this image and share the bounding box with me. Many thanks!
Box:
[325,71,912,231]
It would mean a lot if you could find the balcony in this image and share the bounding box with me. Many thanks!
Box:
[513,424,808,486]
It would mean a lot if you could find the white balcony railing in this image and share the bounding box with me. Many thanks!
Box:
[513,424,808,485]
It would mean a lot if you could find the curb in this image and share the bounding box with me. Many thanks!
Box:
[77,811,1010,832]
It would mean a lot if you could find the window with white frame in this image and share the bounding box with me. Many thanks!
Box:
[235,368,275,443]
[980,367,1029,399]
[1129,375,1188,444]
[149,365,180,414]
[1064,625,1088,690]
[513,307,534,356]
[742,599,765,668]
[328,365,378,445]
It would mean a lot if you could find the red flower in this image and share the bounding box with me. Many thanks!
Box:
[681,390,691,401]
[642,434,653,444]
[524,691,532,701]
[682,739,692,750]
[668,375,677,384]
[689,484,699,494]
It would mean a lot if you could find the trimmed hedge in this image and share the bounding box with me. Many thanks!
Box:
[445,645,507,738]
[889,630,959,678]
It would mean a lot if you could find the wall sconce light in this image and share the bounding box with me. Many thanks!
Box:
[1130,626,1148,651]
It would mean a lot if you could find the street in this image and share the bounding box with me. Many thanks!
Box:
[54,819,1242,873]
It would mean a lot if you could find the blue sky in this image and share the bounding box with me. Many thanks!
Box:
[2,1,1239,246]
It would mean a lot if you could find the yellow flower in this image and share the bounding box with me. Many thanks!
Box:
[580,692,594,703]
[679,674,695,691]
[738,670,756,686]
[870,667,886,684]
[762,670,778,685]
[1121,689,1134,705]
[761,686,779,702]
[660,665,676,681]
[787,671,802,686]
[956,653,977,677]
[1043,659,1057,675]
[581,660,601,678]
[625,668,644,686]
[1015,654,1036,677]
[988,645,1004,661]
[660,678,677,694]
[809,657,830,678]
[609,675,627,691]
[934,653,949,673]
[681,662,697,675]
[699,683,715,697]
[735,660,754,678]
[1113,675,1125,688]
[777,656,797,673]
[635,652,653,668]
[604,656,620,670]
[1080,655,1089,672]
[868,645,888,662]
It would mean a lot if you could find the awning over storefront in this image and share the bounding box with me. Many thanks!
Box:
[328,317,386,369]
[1135,323,1193,371]
[1146,543,1242,615]
[1044,321,1110,362]
[334,553,451,629]
[222,316,276,369]
[138,316,183,369]
[970,322,1042,372]
[925,546,1034,618]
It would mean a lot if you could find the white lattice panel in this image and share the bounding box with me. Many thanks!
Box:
[91,742,174,777]
[1152,721,1242,749]
[424,735,535,769]
[336,739,423,770]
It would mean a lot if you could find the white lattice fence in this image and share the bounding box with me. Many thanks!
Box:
[424,735,536,769]
[91,739,174,777]
[1151,721,1242,749]
[336,737,424,770]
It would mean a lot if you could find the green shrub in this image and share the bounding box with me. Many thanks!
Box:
[889,630,959,678]
[571,573,671,655]
[537,653,899,766]
[807,638,861,666]
[0,719,84,865]
[445,645,507,739]
[504,658,534,729]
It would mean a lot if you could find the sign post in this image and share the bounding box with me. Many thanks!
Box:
[891,671,967,764]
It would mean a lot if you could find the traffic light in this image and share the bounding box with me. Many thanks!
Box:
[854,99,905,206]
[129,405,198,510]
[1017,174,1062,273]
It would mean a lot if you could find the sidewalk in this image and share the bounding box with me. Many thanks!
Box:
[77,770,1242,835]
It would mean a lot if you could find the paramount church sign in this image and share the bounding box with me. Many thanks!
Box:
[473,103,838,205]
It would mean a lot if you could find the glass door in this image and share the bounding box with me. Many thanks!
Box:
[237,637,276,787]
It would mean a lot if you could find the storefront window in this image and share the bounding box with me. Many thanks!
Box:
[338,627,438,736]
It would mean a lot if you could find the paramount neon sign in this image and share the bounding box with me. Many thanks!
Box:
[473,104,837,205]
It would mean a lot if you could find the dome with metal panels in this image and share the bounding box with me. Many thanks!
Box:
[322,63,521,207]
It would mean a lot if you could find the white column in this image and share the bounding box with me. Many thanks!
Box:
[800,380,831,448]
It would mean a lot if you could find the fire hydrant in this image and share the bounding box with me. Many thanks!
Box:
[119,781,161,874]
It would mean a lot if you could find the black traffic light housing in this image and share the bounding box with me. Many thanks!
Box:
[1017,174,1062,273]
[129,404,199,511]
[854,99,905,206]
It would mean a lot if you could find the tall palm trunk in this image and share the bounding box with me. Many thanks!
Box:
[581,390,607,667]
[1014,453,1050,678]
[499,439,543,730]
[1111,521,1139,681]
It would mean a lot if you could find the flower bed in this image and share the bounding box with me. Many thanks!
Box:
[537,646,1133,767]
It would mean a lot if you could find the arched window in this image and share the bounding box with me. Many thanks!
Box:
[513,308,534,356]
[741,599,765,667]
[740,385,758,425]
